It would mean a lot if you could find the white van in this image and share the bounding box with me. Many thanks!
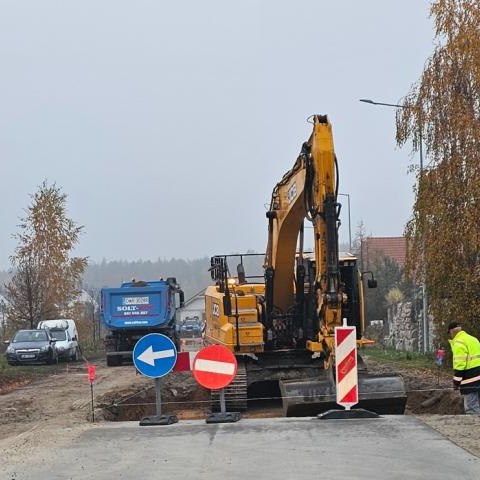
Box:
[37,319,80,361]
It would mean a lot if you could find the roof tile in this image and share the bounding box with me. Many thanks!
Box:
[361,237,406,267]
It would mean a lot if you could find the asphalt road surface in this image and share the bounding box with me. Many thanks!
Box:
[3,416,479,480]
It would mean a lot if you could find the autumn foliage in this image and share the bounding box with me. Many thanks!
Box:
[397,0,480,338]
[4,181,88,329]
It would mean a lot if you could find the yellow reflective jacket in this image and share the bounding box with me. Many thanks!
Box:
[449,330,480,394]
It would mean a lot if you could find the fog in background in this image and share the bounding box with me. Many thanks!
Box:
[0,1,433,269]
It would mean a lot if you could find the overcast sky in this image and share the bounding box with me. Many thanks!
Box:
[0,1,434,269]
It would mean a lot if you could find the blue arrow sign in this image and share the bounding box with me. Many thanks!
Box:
[133,333,177,378]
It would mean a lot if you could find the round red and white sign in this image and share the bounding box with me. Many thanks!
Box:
[192,345,238,390]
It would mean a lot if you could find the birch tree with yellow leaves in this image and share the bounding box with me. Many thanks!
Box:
[397,0,480,338]
[4,181,88,329]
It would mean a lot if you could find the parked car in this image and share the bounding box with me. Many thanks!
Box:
[5,329,58,365]
[177,316,203,338]
[37,319,80,361]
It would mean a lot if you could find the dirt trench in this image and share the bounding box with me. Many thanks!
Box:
[96,372,211,421]
[95,355,464,421]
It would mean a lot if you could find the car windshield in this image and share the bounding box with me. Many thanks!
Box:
[184,318,199,326]
[50,330,67,341]
[13,330,48,342]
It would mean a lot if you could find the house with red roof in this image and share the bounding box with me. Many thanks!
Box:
[360,236,407,269]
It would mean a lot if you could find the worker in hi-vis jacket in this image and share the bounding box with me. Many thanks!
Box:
[448,322,480,414]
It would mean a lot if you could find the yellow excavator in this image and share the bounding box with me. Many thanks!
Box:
[204,115,406,416]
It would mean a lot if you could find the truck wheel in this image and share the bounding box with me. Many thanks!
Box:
[106,355,121,367]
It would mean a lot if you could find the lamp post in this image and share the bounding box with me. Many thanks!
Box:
[338,193,352,252]
[359,98,429,353]
[359,99,423,171]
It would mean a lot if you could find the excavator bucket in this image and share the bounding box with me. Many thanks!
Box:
[279,371,407,417]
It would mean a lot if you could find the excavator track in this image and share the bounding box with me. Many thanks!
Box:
[211,361,248,412]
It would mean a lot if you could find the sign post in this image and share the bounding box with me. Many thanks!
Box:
[133,333,178,426]
[436,349,445,386]
[87,364,96,422]
[192,345,241,423]
[318,319,378,419]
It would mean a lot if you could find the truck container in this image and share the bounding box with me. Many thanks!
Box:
[101,278,184,366]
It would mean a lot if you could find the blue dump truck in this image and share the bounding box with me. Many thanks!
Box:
[101,278,184,366]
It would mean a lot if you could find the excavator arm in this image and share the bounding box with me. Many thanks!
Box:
[264,115,343,363]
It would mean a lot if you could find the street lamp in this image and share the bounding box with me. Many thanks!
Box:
[338,193,352,252]
[359,99,423,171]
[359,98,429,353]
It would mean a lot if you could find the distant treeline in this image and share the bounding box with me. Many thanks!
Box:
[82,257,214,300]
[0,257,214,301]
[1,246,357,301]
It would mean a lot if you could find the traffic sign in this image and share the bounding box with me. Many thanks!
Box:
[192,345,237,390]
[133,333,177,378]
[174,351,198,372]
[334,323,358,409]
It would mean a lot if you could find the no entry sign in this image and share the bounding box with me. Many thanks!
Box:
[192,345,237,390]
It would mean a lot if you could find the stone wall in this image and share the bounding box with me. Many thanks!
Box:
[383,301,437,352]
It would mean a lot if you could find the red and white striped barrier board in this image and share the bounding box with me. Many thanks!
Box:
[192,345,237,390]
[173,351,198,372]
[335,321,358,409]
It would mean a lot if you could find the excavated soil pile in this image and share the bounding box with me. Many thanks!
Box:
[363,355,464,415]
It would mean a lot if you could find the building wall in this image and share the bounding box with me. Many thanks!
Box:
[177,296,205,324]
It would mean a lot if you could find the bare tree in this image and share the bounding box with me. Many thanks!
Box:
[353,220,367,271]
[5,256,44,328]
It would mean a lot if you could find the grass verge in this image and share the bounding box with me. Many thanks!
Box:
[360,346,449,372]
[0,345,105,392]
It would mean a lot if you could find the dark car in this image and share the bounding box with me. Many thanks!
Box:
[178,317,203,338]
[5,329,58,365]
